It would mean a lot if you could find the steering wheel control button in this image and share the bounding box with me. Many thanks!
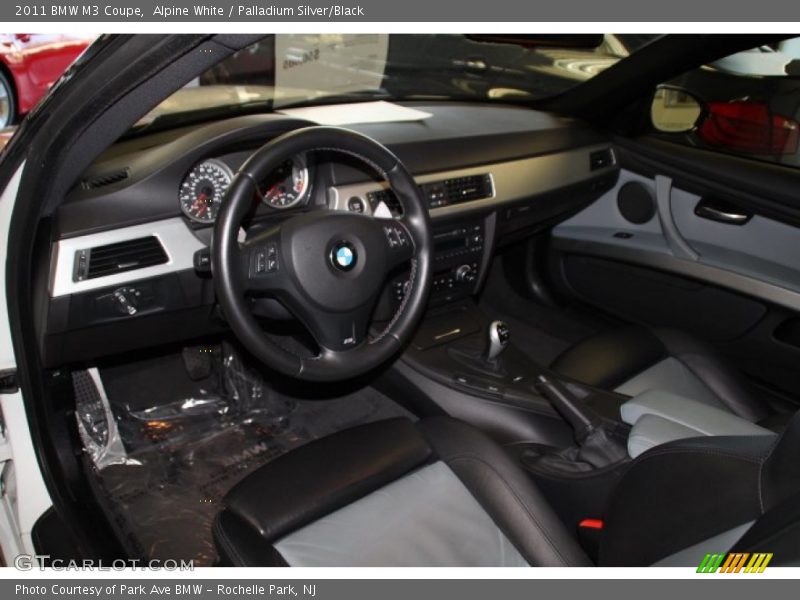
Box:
[252,243,279,275]
[383,224,409,248]
[394,279,411,301]
[330,241,357,272]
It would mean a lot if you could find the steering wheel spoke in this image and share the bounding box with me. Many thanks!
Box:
[240,228,286,293]
[302,306,374,352]
[377,218,415,269]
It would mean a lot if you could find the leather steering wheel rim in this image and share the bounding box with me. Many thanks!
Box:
[212,126,433,382]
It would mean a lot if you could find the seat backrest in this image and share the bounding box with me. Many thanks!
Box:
[621,389,775,458]
[598,411,800,566]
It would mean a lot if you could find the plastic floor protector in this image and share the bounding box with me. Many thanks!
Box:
[74,342,413,566]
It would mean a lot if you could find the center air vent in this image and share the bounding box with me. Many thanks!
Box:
[81,168,130,190]
[422,174,493,208]
[442,174,493,203]
[365,173,494,215]
[74,236,168,281]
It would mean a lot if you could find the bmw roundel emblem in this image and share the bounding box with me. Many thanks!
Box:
[331,241,357,272]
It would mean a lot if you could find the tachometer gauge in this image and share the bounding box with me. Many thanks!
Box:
[258,153,310,209]
[179,159,233,223]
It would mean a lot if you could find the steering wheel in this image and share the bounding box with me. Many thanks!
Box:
[212,127,433,382]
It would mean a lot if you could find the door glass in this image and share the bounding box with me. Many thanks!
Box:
[652,37,800,168]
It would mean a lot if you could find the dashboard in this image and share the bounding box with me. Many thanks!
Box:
[40,102,619,367]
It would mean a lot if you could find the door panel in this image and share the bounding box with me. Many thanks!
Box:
[552,169,800,312]
[550,139,800,402]
[671,188,800,292]
[561,255,767,341]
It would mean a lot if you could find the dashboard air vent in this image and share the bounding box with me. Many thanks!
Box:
[82,168,130,190]
[421,173,493,208]
[365,173,494,214]
[443,174,493,204]
[74,236,168,281]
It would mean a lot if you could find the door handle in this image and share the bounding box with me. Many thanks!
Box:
[694,199,752,225]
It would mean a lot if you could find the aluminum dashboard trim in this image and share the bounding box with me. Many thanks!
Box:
[328,145,616,219]
[50,218,206,298]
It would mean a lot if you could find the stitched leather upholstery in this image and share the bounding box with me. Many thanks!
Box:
[214,416,591,567]
[599,413,800,566]
[551,326,769,422]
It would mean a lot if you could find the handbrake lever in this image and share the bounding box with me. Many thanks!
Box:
[535,374,602,442]
[535,374,628,467]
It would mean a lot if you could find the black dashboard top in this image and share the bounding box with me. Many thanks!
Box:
[56,102,608,239]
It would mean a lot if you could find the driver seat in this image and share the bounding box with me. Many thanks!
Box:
[212,417,591,567]
[214,415,800,567]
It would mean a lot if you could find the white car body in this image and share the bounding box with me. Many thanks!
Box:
[0,163,53,564]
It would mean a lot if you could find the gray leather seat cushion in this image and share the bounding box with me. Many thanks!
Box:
[615,357,725,409]
[214,417,591,567]
[274,461,529,567]
[622,391,775,457]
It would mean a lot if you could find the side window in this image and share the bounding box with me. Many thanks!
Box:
[649,37,800,169]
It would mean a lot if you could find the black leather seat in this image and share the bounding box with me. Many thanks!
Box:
[213,417,591,567]
[214,414,800,567]
[550,326,769,422]
[598,411,800,566]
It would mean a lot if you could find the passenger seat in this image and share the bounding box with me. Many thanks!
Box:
[550,326,770,422]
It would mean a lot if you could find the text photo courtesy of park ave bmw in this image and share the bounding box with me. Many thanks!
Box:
[16,584,318,596]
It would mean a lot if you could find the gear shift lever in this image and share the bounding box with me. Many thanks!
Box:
[483,321,510,363]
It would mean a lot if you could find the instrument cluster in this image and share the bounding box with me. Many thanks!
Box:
[178,153,311,223]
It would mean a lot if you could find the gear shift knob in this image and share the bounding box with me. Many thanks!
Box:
[483,321,510,362]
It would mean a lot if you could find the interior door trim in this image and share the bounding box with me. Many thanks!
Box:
[615,138,800,228]
[552,232,800,312]
[655,174,698,260]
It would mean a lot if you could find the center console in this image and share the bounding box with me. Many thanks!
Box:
[368,184,633,540]
[430,222,485,295]
[381,298,634,554]
[389,216,493,311]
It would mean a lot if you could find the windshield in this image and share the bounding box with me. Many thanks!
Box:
[133,34,657,132]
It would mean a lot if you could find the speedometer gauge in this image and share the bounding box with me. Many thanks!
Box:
[179,159,233,223]
[258,153,310,209]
